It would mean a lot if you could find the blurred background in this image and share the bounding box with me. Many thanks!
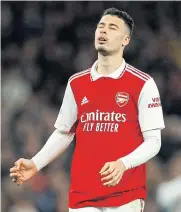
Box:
[1,1,181,212]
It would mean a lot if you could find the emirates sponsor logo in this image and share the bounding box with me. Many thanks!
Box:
[80,110,126,122]
[115,92,129,107]
[80,110,126,132]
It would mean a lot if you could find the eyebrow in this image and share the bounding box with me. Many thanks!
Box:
[97,22,119,29]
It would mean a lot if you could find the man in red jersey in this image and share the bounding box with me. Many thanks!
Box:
[10,8,165,212]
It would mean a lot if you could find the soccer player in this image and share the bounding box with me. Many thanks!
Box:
[10,8,165,212]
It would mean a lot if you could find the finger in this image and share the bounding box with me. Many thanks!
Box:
[10,172,21,178]
[99,162,110,174]
[108,182,117,187]
[109,178,121,187]
[104,172,123,186]
[101,173,113,182]
[103,172,122,186]
[12,177,17,183]
[110,173,122,186]
[18,171,26,181]
[16,179,23,186]
[101,166,114,176]
[101,169,119,181]
[103,178,115,186]
[12,176,24,185]
[15,158,24,170]
[10,167,19,172]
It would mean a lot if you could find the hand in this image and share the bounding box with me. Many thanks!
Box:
[99,159,126,187]
[10,158,38,186]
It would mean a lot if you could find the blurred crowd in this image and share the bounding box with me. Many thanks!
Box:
[1,2,181,212]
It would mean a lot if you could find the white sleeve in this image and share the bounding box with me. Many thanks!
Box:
[138,78,165,132]
[120,129,161,170]
[54,81,78,133]
[31,129,74,171]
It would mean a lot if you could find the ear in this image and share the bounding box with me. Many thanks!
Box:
[122,35,130,47]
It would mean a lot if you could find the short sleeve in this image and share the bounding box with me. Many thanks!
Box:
[54,81,77,133]
[138,78,165,132]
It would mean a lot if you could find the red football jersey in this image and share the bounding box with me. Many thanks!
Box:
[54,59,165,208]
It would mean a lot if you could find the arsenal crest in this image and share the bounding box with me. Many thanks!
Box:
[115,92,129,107]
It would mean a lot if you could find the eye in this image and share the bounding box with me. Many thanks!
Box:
[97,25,104,29]
[110,26,117,30]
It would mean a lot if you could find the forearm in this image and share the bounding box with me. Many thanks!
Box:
[31,129,74,171]
[120,129,161,170]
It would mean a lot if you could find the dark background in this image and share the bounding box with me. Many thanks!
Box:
[1,1,181,212]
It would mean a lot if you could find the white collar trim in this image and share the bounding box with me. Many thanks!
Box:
[90,58,126,81]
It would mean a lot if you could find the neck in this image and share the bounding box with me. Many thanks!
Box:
[97,52,123,75]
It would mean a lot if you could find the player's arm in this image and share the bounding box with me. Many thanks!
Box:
[32,80,78,171]
[10,81,77,184]
[100,78,165,186]
[31,129,74,171]
[32,82,77,170]
[120,129,161,170]
[120,78,165,170]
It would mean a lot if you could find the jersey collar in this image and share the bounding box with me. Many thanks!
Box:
[90,58,126,81]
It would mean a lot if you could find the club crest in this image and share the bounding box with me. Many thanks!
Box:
[115,92,129,107]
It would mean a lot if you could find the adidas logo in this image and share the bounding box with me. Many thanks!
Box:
[81,96,89,105]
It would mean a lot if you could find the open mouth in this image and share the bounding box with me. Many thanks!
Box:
[98,36,107,42]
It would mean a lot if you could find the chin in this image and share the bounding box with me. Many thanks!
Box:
[96,46,109,56]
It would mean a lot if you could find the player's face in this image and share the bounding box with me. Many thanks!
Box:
[95,15,130,55]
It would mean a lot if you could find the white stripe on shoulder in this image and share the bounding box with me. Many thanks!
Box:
[127,65,150,79]
[126,68,147,81]
[69,69,90,83]
[69,69,90,81]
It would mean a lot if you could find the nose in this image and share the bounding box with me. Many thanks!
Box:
[100,27,107,34]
